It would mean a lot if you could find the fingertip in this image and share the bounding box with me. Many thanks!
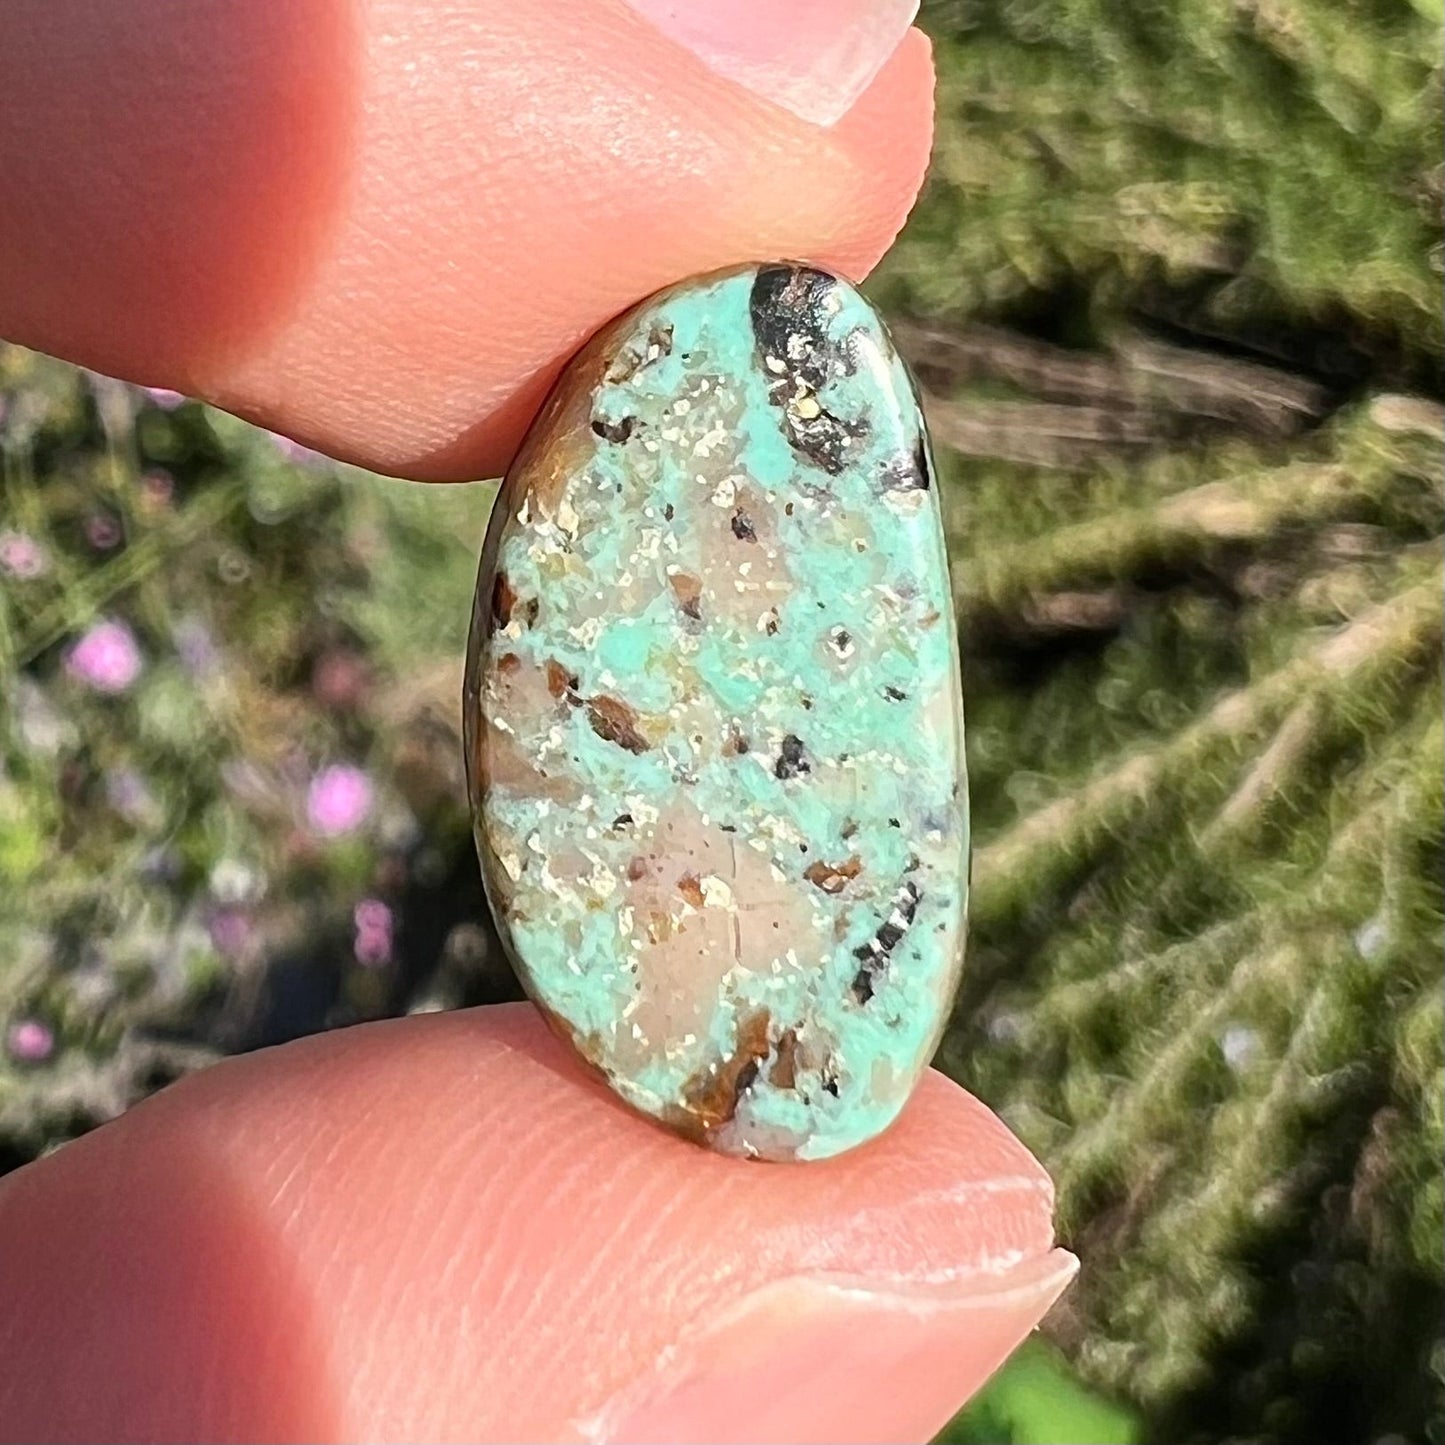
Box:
[0,2,936,480]
[0,1007,1064,1444]
[822,26,937,282]
[596,1252,1078,1445]
[406,23,938,481]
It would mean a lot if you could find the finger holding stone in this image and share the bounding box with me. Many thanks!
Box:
[0,0,935,481]
[0,1004,1073,1444]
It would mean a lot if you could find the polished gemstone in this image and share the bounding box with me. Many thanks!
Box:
[465,262,968,1160]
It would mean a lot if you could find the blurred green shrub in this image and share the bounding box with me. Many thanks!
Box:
[0,359,511,1167]
[946,1341,1141,1444]
[888,2,1444,1440]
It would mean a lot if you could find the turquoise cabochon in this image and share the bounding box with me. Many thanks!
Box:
[464,263,968,1161]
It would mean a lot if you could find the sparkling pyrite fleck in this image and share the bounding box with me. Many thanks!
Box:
[464,263,967,1160]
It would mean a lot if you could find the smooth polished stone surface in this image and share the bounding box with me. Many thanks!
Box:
[465,263,967,1160]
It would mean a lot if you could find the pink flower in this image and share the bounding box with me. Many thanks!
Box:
[173,615,219,676]
[106,767,156,824]
[307,764,373,836]
[353,898,394,966]
[207,907,254,959]
[6,1018,55,1064]
[66,619,143,693]
[266,431,328,467]
[85,512,122,550]
[140,386,186,410]
[140,469,175,509]
[312,651,371,711]
[0,530,48,579]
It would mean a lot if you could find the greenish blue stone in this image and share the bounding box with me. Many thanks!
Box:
[464,263,968,1161]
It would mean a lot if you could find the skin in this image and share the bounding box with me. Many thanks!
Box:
[0,3,1076,1440]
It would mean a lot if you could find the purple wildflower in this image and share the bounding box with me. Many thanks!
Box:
[66,619,143,693]
[6,1018,55,1065]
[0,530,48,579]
[141,846,182,883]
[140,469,175,508]
[85,512,122,550]
[353,898,394,966]
[140,386,186,410]
[207,907,254,959]
[173,615,220,676]
[307,764,374,836]
[106,768,157,825]
[266,430,328,467]
[312,651,371,711]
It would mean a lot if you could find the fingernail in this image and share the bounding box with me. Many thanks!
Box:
[581,1250,1078,1445]
[621,0,920,128]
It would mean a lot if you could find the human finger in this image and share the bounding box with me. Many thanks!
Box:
[0,0,934,480]
[0,1003,1073,1443]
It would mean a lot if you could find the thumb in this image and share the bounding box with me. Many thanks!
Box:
[0,1005,1073,1444]
[0,0,934,480]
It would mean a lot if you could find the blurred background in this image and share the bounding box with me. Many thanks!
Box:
[2,2,1442,1441]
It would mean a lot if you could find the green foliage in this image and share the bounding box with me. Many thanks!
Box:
[920,382,1443,1442]
[879,4,1444,1439]
[885,0,1442,371]
[0,357,496,1159]
[946,1341,1141,1444]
